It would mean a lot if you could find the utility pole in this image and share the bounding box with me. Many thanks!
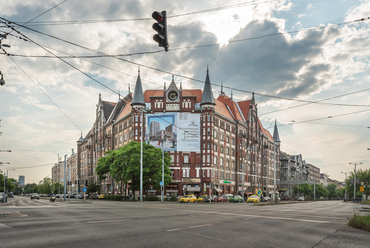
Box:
[349,162,362,200]
[341,172,347,201]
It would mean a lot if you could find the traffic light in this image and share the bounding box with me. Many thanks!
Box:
[152,10,169,52]
[85,180,89,186]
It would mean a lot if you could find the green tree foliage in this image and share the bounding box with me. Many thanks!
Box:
[38,177,53,194]
[24,183,38,194]
[0,173,15,192]
[98,141,172,199]
[346,169,370,199]
[87,181,99,195]
[53,182,64,194]
[326,183,338,199]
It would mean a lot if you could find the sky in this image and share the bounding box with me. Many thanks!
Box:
[0,0,369,184]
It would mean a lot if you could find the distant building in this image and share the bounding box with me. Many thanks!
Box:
[307,163,320,183]
[18,175,25,187]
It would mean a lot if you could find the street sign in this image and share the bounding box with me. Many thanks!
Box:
[257,190,262,195]
[160,181,163,186]
[360,186,365,192]
[82,187,87,192]
[223,180,231,184]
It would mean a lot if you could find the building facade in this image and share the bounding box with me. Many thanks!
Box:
[76,69,281,198]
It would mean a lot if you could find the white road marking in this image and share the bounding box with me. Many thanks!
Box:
[166,224,213,232]
[86,218,132,224]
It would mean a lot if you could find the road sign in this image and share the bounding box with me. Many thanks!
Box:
[160,181,163,186]
[223,180,231,184]
[360,186,364,192]
[257,190,262,195]
[82,187,87,192]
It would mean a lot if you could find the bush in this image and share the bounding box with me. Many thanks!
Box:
[146,196,160,201]
[348,214,370,232]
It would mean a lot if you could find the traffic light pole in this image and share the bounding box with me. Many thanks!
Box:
[64,155,67,201]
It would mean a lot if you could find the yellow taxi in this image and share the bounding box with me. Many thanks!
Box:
[179,194,197,203]
[247,194,260,203]
[98,194,105,199]
[196,195,208,203]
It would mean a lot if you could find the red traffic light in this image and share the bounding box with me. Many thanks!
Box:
[152,11,164,22]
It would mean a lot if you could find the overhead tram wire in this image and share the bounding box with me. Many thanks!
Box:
[260,87,370,116]
[11,0,282,27]
[275,108,370,129]
[2,17,370,108]
[8,56,83,133]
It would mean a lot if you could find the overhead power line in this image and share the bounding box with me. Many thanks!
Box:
[9,0,282,27]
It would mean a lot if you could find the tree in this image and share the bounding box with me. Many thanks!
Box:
[53,182,64,194]
[87,181,99,195]
[326,183,337,199]
[24,183,38,194]
[38,177,53,194]
[345,169,370,199]
[100,141,172,200]
[0,174,15,193]
[96,150,113,193]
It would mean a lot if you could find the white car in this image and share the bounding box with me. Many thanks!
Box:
[298,196,305,201]
[0,192,8,203]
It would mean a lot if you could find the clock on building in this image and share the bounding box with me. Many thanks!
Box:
[168,90,179,101]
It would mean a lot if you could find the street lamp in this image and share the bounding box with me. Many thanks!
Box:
[341,172,347,201]
[349,162,362,200]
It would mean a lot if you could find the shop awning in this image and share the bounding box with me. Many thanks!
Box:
[213,187,222,193]
[187,187,200,192]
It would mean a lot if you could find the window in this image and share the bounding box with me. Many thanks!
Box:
[119,135,122,143]
[220,158,224,166]
[232,138,235,145]
[220,134,224,141]
[207,128,210,135]
[170,155,174,163]
[231,149,234,156]
[207,155,210,163]
[214,157,217,165]
[207,115,210,122]
[220,146,224,153]
[207,142,210,149]
[214,144,217,152]
[226,136,229,143]
[124,134,127,141]
[183,155,189,163]
[226,148,229,155]
[214,131,218,138]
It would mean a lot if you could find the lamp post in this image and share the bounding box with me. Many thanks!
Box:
[349,162,362,200]
[341,172,347,201]
[0,162,10,192]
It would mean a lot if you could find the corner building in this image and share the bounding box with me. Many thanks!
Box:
[77,69,280,198]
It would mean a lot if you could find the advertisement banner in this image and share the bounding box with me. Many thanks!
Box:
[146,113,200,152]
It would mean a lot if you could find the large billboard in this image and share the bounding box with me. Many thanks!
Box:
[146,113,200,152]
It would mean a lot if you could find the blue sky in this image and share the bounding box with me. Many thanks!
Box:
[0,0,369,183]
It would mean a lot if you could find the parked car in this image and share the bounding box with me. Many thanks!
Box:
[229,195,243,203]
[179,195,197,203]
[213,195,229,202]
[91,194,99,200]
[261,196,271,202]
[298,196,305,201]
[31,193,40,200]
[196,195,208,203]
[0,192,7,203]
[98,194,105,199]
[247,195,260,203]
[203,195,213,203]
[75,194,84,199]
[8,192,14,198]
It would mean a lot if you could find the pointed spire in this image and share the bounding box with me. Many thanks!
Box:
[201,67,215,105]
[231,91,233,101]
[131,68,145,106]
[273,119,281,143]
[77,132,84,144]
[220,82,224,95]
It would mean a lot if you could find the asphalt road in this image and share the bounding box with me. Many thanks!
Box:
[0,196,369,248]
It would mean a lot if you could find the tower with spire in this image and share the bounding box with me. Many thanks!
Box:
[131,68,145,142]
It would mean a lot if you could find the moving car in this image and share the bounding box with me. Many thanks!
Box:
[179,195,197,203]
[247,195,260,203]
[0,192,7,203]
[31,193,39,200]
[229,195,243,203]
[298,196,305,201]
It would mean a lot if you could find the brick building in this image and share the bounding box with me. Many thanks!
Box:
[76,69,281,197]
